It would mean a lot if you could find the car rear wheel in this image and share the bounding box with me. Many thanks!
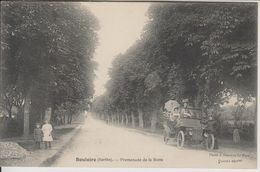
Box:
[206,133,215,150]
[177,130,185,148]
[163,130,168,144]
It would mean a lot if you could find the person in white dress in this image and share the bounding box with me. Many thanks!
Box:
[42,120,53,149]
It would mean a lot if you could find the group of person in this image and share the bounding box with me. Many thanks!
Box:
[33,120,53,149]
[164,99,192,122]
[164,99,220,148]
[163,99,192,135]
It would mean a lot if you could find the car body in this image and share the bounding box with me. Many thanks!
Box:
[163,115,216,150]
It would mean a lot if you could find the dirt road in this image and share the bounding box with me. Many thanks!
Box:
[52,115,256,168]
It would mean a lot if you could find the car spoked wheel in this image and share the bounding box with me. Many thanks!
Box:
[163,130,168,144]
[177,130,185,148]
[206,133,215,150]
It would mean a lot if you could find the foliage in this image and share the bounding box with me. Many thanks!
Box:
[92,3,257,130]
[1,2,99,132]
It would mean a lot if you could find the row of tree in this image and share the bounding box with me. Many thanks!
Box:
[0,2,99,137]
[91,3,257,137]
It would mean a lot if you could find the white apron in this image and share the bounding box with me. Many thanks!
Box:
[42,123,53,142]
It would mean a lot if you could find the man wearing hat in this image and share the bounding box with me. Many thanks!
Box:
[180,99,192,118]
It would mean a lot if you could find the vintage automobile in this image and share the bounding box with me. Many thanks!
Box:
[163,111,216,150]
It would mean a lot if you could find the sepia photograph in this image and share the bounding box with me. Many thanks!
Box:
[0,0,258,169]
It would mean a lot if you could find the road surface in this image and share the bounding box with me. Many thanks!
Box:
[52,115,256,168]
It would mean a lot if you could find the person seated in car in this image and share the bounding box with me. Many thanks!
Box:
[180,99,192,118]
[169,107,180,122]
[163,107,180,131]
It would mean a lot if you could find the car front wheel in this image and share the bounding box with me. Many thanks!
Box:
[177,130,185,148]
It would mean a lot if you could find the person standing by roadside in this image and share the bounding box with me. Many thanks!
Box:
[42,120,53,149]
[33,123,42,149]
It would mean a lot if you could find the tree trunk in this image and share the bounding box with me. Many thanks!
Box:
[68,115,70,124]
[125,114,129,126]
[117,114,120,125]
[138,107,144,128]
[50,104,56,125]
[195,89,203,109]
[62,114,66,125]
[17,106,24,132]
[121,113,124,125]
[115,114,118,124]
[131,111,136,128]
[40,110,43,123]
[254,104,257,146]
[66,113,69,124]
[23,93,31,137]
[150,110,157,132]
[111,114,115,124]
[8,106,12,119]
[106,115,109,123]
[110,115,113,124]
[68,113,72,124]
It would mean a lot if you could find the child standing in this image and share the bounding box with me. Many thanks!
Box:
[34,123,42,149]
[42,120,53,149]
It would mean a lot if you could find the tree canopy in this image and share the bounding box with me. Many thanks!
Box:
[91,3,257,131]
[1,2,99,134]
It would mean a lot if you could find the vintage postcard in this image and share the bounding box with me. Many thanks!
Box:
[0,0,258,170]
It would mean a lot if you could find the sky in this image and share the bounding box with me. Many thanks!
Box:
[82,2,150,97]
